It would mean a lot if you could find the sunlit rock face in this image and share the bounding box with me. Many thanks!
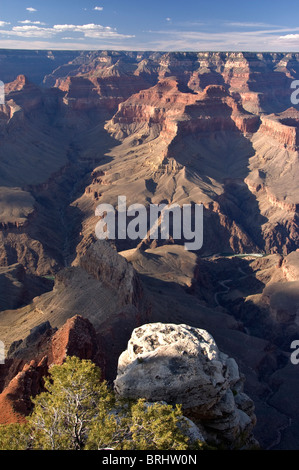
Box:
[114,322,258,449]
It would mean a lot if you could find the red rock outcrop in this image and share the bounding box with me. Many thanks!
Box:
[4,75,42,113]
[0,360,47,424]
[175,85,260,137]
[55,65,152,112]
[0,315,103,424]
[258,108,299,152]
[106,81,259,147]
[106,77,198,142]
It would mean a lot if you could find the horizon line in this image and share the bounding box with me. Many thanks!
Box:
[0,48,299,54]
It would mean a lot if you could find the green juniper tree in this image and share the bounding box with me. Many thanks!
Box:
[30,356,112,450]
[0,356,205,451]
[0,423,31,450]
[85,399,191,450]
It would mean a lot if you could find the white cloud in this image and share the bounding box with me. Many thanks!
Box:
[280,34,299,39]
[2,25,54,37]
[94,6,103,11]
[53,24,76,31]
[53,23,134,38]
[3,18,299,51]
[0,22,134,40]
[225,22,278,28]
[18,20,45,25]
[146,26,299,52]
[53,23,109,32]
[26,7,37,12]
[84,30,134,39]
[166,18,171,22]
[13,26,44,30]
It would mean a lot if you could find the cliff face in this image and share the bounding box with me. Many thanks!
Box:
[4,75,43,111]
[55,72,152,112]
[0,51,298,270]
[258,109,299,152]
[0,239,152,423]
[106,81,260,142]
[0,315,102,424]
[0,240,150,384]
[79,240,144,308]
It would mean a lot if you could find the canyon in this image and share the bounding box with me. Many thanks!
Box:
[0,50,299,449]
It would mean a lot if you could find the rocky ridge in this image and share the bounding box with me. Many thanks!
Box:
[0,315,101,424]
[0,52,299,270]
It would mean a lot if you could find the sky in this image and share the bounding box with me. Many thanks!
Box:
[0,0,299,51]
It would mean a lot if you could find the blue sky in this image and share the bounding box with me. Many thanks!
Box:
[0,0,299,51]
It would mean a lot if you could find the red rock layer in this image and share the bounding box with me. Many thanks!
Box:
[108,81,260,144]
[258,108,299,151]
[0,315,103,425]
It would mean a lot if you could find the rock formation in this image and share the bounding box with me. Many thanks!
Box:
[0,51,299,272]
[114,322,258,449]
[0,240,150,383]
[0,49,299,449]
[79,240,143,308]
[0,315,102,424]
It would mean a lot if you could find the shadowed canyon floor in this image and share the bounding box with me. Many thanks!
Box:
[0,50,299,449]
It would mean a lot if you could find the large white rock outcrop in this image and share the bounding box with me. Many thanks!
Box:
[114,322,258,449]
